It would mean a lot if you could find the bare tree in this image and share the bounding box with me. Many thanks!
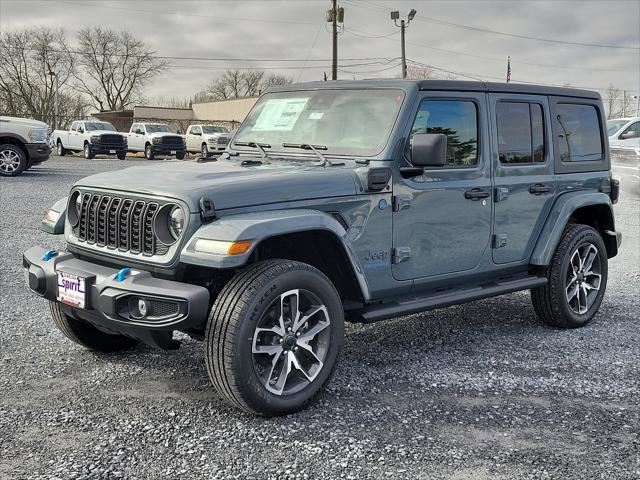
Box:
[0,27,75,124]
[73,27,168,111]
[205,70,294,101]
[604,84,622,119]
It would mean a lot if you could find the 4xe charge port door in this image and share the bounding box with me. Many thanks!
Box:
[392,92,492,281]
[489,94,556,264]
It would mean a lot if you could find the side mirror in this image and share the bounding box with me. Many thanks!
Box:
[411,133,447,167]
[77,128,84,134]
[135,129,143,135]
[176,130,181,134]
[619,131,638,140]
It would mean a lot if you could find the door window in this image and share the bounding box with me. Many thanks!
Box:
[411,100,478,167]
[620,121,640,138]
[555,104,603,162]
[496,102,545,164]
[70,121,78,131]
[192,126,202,135]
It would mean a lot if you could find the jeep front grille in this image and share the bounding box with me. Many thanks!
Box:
[75,193,170,256]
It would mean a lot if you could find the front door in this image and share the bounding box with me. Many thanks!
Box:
[130,124,144,151]
[392,92,493,281]
[489,94,556,264]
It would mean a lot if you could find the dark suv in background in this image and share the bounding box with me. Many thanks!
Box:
[25,80,620,415]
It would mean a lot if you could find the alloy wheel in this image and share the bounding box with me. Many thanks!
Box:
[0,148,21,173]
[565,242,602,315]
[252,289,331,396]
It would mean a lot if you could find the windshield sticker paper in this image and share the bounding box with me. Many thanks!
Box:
[254,98,308,131]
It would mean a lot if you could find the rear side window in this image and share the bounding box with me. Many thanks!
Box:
[411,100,478,166]
[496,102,545,164]
[555,104,603,162]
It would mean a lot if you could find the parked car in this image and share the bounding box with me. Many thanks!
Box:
[25,80,621,416]
[0,116,50,176]
[53,121,127,160]
[127,122,185,160]
[607,116,640,150]
[185,124,231,157]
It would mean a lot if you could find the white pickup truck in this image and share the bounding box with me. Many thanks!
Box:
[53,120,128,160]
[0,116,50,176]
[127,122,186,160]
[184,124,231,157]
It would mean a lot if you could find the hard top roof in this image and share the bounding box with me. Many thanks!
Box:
[267,79,600,100]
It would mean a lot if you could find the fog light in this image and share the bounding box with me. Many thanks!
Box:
[138,298,151,318]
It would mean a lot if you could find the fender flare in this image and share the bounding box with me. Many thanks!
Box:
[180,209,371,300]
[40,196,68,235]
[530,191,615,266]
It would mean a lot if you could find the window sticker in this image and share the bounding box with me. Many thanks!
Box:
[308,112,324,120]
[253,98,309,131]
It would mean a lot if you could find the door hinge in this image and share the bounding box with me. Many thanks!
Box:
[493,234,508,249]
[392,194,412,212]
[392,247,411,264]
[495,187,509,202]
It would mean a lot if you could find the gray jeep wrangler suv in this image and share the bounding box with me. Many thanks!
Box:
[24,80,621,415]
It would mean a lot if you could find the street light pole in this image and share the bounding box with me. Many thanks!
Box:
[391,9,417,79]
[633,95,640,117]
[48,70,59,130]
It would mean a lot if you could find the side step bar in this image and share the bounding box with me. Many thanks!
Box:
[354,275,547,323]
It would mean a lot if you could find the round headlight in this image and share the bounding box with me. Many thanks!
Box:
[168,206,185,240]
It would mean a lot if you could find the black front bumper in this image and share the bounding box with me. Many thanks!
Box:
[88,144,127,155]
[151,144,185,155]
[23,246,209,348]
[25,143,50,163]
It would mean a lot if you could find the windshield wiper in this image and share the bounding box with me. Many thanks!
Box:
[281,143,344,167]
[234,141,272,161]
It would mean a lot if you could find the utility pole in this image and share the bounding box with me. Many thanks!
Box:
[391,9,416,79]
[327,1,344,80]
[633,95,640,117]
[48,69,59,130]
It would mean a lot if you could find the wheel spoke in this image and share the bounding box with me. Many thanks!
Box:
[252,343,282,355]
[280,289,300,326]
[293,305,326,333]
[566,282,579,303]
[267,351,291,395]
[584,273,601,291]
[290,349,322,382]
[582,245,598,273]
[298,319,330,344]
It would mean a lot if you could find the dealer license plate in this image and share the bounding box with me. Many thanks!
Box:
[170,150,176,155]
[109,149,116,154]
[57,272,86,309]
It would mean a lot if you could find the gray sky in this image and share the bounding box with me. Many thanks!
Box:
[1,0,639,101]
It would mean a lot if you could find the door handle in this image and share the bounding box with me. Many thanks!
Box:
[464,188,490,200]
[529,184,553,195]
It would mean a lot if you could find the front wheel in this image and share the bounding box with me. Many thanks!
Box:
[0,144,28,177]
[144,144,155,160]
[117,151,126,160]
[205,260,344,415]
[176,152,185,160]
[201,144,211,158]
[83,143,94,159]
[50,302,139,352]
[531,224,608,328]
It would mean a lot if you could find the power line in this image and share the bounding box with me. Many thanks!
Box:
[344,0,640,51]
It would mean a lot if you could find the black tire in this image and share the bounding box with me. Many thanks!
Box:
[531,224,608,328]
[83,143,94,159]
[176,152,185,160]
[117,151,126,160]
[0,143,28,177]
[56,140,67,156]
[201,144,211,158]
[50,302,139,352]
[144,144,155,160]
[205,259,344,416]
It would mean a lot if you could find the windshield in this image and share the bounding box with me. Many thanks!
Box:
[146,124,172,133]
[202,126,228,134]
[85,122,116,131]
[607,120,629,136]
[233,89,405,157]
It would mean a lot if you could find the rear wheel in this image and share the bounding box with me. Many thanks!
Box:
[56,140,67,156]
[144,144,155,160]
[83,143,94,159]
[205,260,344,415]
[50,302,139,352]
[0,144,27,177]
[531,224,608,328]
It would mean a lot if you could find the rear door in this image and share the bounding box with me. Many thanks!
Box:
[392,91,493,281]
[489,94,556,264]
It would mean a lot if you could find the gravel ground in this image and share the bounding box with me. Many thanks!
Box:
[1,156,639,480]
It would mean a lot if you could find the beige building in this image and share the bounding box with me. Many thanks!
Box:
[94,97,258,133]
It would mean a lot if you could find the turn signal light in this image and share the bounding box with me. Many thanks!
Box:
[194,239,253,255]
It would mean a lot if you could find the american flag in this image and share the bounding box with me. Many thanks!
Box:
[506,56,511,83]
